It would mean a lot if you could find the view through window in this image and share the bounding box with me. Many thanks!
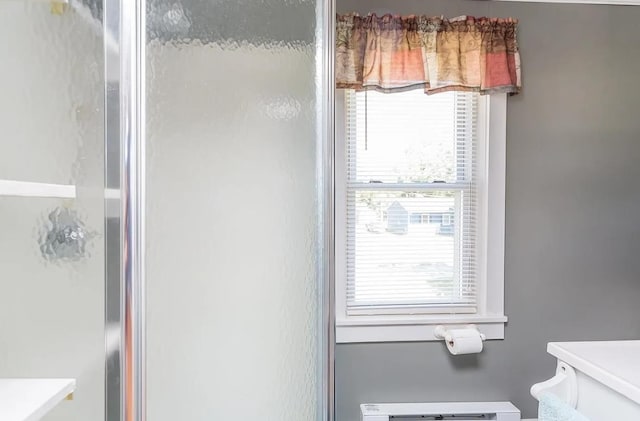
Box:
[343,89,480,314]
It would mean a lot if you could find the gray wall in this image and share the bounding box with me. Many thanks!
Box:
[335,1,640,419]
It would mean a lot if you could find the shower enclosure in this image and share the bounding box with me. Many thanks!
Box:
[0,0,333,420]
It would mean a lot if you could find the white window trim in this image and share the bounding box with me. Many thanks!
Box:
[334,91,508,344]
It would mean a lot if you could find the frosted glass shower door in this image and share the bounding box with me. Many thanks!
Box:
[0,1,106,420]
[145,1,329,420]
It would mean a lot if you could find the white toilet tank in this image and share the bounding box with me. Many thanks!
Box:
[532,340,640,420]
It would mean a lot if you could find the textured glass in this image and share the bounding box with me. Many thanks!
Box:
[145,1,320,420]
[0,2,105,420]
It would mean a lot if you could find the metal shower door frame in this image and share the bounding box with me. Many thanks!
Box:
[104,0,145,419]
[104,1,335,420]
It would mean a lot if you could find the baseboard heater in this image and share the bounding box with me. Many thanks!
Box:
[361,402,521,421]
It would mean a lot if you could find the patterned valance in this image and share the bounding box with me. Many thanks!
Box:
[336,14,522,95]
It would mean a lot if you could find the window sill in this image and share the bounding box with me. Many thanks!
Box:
[336,315,507,344]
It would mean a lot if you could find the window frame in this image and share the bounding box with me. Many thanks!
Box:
[334,90,508,344]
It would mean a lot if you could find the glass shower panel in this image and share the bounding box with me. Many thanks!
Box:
[0,2,105,420]
[145,1,323,420]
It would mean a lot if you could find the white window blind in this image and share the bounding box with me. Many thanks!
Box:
[343,89,480,315]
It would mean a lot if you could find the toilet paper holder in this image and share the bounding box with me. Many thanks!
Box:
[433,324,487,342]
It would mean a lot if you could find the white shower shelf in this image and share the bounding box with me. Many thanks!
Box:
[0,180,120,201]
[0,378,75,421]
[0,180,75,199]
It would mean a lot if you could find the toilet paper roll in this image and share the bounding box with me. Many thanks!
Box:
[445,329,484,355]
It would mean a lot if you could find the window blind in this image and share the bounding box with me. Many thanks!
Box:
[344,89,479,315]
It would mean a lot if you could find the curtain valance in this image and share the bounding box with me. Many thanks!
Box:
[336,14,521,95]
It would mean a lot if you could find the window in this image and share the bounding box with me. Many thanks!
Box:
[335,89,507,343]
